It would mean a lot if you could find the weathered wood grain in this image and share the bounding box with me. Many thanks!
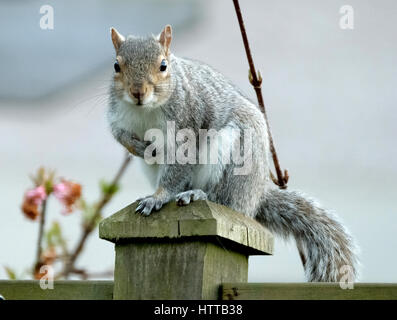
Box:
[99,200,273,299]
[222,283,397,300]
[99,200,274,256]
[0,280,113,300]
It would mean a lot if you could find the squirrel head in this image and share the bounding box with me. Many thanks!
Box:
[110,25,173,107]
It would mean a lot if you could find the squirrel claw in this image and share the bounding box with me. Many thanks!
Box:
[135,196,165,216]
[176,189,207,206]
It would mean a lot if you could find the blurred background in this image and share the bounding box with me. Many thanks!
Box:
[1,0,396,282]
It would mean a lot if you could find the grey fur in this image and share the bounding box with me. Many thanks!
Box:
[107,32,359,282]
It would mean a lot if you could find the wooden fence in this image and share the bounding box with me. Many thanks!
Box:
[1,201,396,300]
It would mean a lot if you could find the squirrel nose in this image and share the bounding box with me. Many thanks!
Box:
[132,92,141,99]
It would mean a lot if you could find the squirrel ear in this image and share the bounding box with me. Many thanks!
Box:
[110,27,125,51]
[159,25,172,56]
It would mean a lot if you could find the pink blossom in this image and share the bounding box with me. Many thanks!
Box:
[53,183,67,199]
[21,185,47,220]
[53,181,82,214]
[25,185,47,205]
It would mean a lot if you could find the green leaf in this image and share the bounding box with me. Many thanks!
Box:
[99,179,120,197]
[45,221,67,253]
[92,212,103,229]
[4,266,17,280]
[36,167,46,186]
[79,198,87,211]
[44,179,53,195]
[82,202,96,224]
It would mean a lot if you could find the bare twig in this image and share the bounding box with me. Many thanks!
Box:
[34,199,47,270]
[62,152,132,278]
[232,0,289,189]
[69,268,114,280]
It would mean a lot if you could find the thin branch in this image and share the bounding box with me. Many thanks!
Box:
[232,0,289,189]
[34,199,47,269]
[70,268,114,280]
[62,152,132,278]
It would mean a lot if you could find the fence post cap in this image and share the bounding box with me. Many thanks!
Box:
[99,200,273,255]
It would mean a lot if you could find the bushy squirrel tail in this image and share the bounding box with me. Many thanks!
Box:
[256,188,359,282]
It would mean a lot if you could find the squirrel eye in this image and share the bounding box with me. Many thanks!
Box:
[114,61,121,73]
[160,59,167,72]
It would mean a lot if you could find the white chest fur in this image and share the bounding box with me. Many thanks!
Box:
[108,100,165,188]
[109,100,166,140]
[191,125,239,191]
[108,101,238,192]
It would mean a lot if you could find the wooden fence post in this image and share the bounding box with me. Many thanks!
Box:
[99,200,273,300]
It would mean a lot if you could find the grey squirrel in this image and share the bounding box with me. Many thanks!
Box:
[107,25,359,282]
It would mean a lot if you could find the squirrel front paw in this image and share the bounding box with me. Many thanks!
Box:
[126,137,149,158]
[135,195,167,216]
[115,128,149,158]
[176,189,207,206]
